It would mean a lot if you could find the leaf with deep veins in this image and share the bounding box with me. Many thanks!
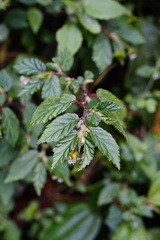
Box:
[30,94,76,126]
[38,113,78,143]
[52,130,78,169]
[89,126,120,169]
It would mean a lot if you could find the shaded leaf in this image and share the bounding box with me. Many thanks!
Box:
[38,113,78,143]
[95,100,122,111]
[27,7,43,34]
[98,182,120,206]
[30,94,76,126]
[19,77,44,96]
[148,172,160,206]
[78,13,101,34]
[33,162,47,196]
[52,162,71,186]
[2,107,20,147]
[92,34,112,72]
[0,69,12,92]
[105,205,122,231]
[86,112,101,126]
[5,150,38,183]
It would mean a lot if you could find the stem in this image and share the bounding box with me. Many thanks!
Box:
[89,63,118,93]
[142,76,155,96]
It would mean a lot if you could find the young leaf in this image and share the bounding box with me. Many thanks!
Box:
[27,7,43,34]
[42,75,61,99]
[5,150,38,183]
[0,69,13,92]
[102,111,127,139]
[92,34,112,72]
[79,136,95,170]
[89,126,120,169]
[2,107,20,147]
[19,77,44,96]
[14,58,46,75]
[95,100,122,111]
[30,94,76,126]
[52,130,78,169]
[38,113,78,143]
[33,162,47,196]
[86,112,101,126]
[56,23,83,55]
[83,0,130,20]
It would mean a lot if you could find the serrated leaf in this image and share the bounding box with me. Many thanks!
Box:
[27,7,43,34]
[39,203,101,240]
[30,94,76,126]
[79,136,95,170]
[14,58,46,75]
[89,126,120,169]
[56,49,74,72]
[33,162,47,196]
[2,107,20,147]
[38,113,78,143]
[42,75,61,99]
[0,69,13,92]
[86,112,101,126]
[52,130,78,169]
[92,34,112,72]
[102,111,127,139]
[56,23,83,55]
[95,100,122,111]
[5,150,38,183]
[52,162,71,186]
[83,0,130,20]
[19,77,44,96]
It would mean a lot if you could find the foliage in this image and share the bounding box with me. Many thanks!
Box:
[0,0,160,239]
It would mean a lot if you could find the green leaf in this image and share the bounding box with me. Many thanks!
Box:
[148,172,160,206]
[30,94,76,126]
[2,107,20,147]
[36,0,52,6]
[79,136,95,170]
[0,24,9,42]
[14,58,46,75]
[19,77,44,96]
[86,112,101,126]
[42,75,61,99]
[95,100,122,111]
[105,205,122,231]
[0,69,13,92]
[78,13,101,34]
[92,34,112,72]
[38,113,78,143]
[136,65,154,78]
[108,17,145,45]
[5,9,28,29]
[98,182,120,206]
[39,203,101,240]
[89,126,120,169]
[102,111,127,139]
[3,220,21,240]
[147,228,160,240]
[5,150,38,183]
[52,162,71,186]
[0,139,18,167]
[52,130,78,169]
[56,23,83,55]
[83,0,130,20]
[0,170,14,205]
[56,49,74,72]
[27,7,43,34]
[33,162,47,196]
[112,223,147,240]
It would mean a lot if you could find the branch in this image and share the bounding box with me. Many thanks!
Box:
[89,63,118,93]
